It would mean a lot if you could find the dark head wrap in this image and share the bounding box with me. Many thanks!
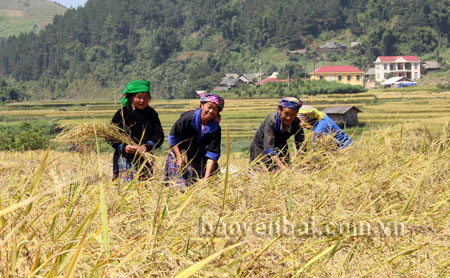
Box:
[121,80,151,106]
[200,93,225,112]
[278,97,303,110]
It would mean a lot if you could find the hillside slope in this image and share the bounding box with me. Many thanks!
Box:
[0,0,66,39]
[0,0,448,100]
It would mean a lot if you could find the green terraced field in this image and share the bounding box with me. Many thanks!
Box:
[2,90,450,151]
[0,0,66,38]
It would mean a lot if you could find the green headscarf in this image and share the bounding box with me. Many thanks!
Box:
[121,80,151,106]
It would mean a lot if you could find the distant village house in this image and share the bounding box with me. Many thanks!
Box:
[223,73,239,79]
[422,61,441,73]
[213,73,264,92]
[374,56,421,82]
[350,42,362,48]
[364,67,375,77]
[219,78,239,87]
[309,65,364,86]
[213,77,240,92]
[239,73,264,84]
[364,68,376,89]
[320,42,347,53]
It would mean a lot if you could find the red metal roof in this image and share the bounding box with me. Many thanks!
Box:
[313,65,363,73]
[256,78,291,85]
[377,56,420,62]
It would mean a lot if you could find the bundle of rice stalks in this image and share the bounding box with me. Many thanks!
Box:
[55,122,156,161]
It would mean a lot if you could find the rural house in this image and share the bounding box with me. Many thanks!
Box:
[350,42,362,49]
[309,65,364,86]
[322,106,362,128]
[364,68,376,88]
[422,61,442,73]
[213,78,240,92]
[239,73,264,84]
[219,78,239,88]
[364,67,375,78]
[374,56,421,82]
[320,42,347,53]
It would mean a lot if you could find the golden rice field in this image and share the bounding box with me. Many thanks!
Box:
[0,90,449,277]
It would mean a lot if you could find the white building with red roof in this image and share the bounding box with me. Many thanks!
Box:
[309,65,364,86]
[374,56,421,82]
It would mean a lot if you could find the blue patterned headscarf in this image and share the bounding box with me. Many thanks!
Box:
[278,97,303,110]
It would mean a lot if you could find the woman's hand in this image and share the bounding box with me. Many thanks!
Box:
[125,145,147,154]
[272,155,286,171]
[125,145,137,154]
[176,157,185,169]
[137,145,147,154]
[203,159,216,180]
[172,145,185,169]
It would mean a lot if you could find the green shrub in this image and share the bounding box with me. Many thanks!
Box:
[224,80,366,99]
[0,80,30,104]
[0,120,59,150]
[436,83,450,90]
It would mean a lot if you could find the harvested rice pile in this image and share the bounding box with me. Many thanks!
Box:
[0,124,448,277]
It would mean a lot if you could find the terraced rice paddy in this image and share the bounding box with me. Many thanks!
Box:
[2,90,450,142]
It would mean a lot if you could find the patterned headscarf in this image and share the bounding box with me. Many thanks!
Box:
[121,80,150,106]
[298,105,325,123]
[200,93,225,112]
[278,97,303,110]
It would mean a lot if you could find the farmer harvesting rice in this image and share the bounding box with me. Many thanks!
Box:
[164,93,224,189]
[249,97,305,171]
[109,80,164,182]
[298,105,352,149]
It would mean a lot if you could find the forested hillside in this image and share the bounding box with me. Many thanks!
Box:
[0,0,448,99]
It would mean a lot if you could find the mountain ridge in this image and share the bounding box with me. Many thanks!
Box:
[0,0,448,99]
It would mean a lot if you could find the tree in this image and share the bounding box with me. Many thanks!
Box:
[0,0,446,99]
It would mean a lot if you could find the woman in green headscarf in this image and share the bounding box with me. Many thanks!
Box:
[108,80,164,182]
